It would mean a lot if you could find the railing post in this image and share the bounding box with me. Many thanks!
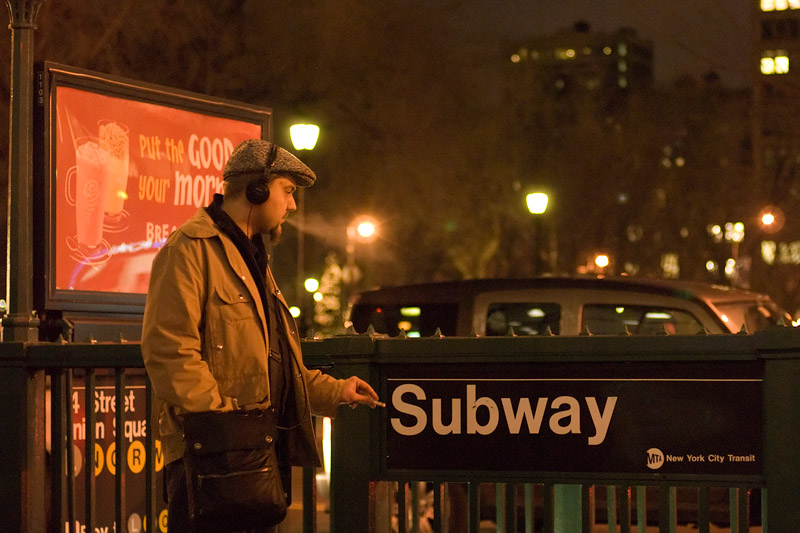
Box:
[0,342,46,532]
[323,335,379,532]
[763,344,800,529]
[554,484,583,533]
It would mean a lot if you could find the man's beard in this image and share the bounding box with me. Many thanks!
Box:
[269,224,282,245]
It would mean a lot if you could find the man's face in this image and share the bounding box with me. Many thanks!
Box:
[252,175,297,243]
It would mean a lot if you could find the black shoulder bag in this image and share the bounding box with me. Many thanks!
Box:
[182,409,287,531]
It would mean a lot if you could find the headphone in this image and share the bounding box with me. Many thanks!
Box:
[245,144,280,205]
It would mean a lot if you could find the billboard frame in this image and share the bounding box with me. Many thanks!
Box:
[33,61,271,315]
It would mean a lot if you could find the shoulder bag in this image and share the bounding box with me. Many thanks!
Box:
[182,409,287,531]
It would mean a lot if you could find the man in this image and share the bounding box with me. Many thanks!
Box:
[142,139,379,532]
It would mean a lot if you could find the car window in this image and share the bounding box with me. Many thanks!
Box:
[485,302,561,336]
[714,302,790,333]
[581,305,706,335]
[349,303,459,337]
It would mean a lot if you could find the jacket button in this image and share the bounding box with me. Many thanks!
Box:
[238,294,244,300]
[216,344,223,350]
[193,442,202,450]
[275,289,281,295]
[265,436,273,444]
[241,275,246,281]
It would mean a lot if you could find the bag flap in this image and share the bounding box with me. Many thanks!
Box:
[183,410,277,455]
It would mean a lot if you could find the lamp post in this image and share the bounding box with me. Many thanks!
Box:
[289,123,319,332]
[4,0,46,342]
[526,192,549,276]
[343,215,378,301]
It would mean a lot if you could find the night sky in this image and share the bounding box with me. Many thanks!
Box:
[470,0,753,87]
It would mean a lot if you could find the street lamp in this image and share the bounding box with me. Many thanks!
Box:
[290,124,320,150]
[526,192,549,275]
[758,205,784,233]
[526,192,548,215]
[290,123,319,332]
[344,215,378,286]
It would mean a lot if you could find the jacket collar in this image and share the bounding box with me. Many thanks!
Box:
[180,208,221,239]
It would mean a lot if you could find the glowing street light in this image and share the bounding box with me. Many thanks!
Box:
[290,124,320,150]
[526,192,549,215]
[304,277,320,293]
[758,206,784,233]
[350,216,377,243]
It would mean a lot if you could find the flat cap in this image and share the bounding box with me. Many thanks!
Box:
[223,139,316,187]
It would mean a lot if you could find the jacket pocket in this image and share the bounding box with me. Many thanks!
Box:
[205,284,268,399]
[212,284,256,324]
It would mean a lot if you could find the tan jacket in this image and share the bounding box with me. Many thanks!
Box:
[141,207,344,466]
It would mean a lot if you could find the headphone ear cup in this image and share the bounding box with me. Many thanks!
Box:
[245,179,270,204]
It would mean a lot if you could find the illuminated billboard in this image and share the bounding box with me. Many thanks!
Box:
[35,63,270,313]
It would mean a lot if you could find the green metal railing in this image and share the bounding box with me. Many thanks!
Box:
[3,325,800,532]
[308,325,800,533]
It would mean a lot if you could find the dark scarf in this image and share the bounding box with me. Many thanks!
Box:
[205,193,269,305]
[205,194,293,422]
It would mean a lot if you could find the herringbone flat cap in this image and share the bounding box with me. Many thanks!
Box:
[223,139,316,186]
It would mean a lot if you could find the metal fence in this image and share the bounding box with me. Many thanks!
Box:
[3,326,800,532]
[311,326,800,533]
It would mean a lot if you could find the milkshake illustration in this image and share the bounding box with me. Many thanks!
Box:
[73,137,111,249]
[98,120,130,218]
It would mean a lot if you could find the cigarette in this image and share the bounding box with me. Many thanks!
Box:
[375,401,386,408]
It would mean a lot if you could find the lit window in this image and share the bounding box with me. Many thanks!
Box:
[511,54,521,63]
[618,42,628,56]
[618,76,628,88]
[603,46,612,55]
[583,47,592,55]
[618,60,628,72]
[661,253,680,278]
[765,0,800,9]
[761,241,777,265]
[762,51,790,74]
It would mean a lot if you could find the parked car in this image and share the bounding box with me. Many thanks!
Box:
[348,276,791,337]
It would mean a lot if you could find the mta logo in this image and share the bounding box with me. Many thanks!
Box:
[646,448,664,470]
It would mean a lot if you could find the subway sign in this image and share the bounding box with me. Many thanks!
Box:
[383,360,762,478]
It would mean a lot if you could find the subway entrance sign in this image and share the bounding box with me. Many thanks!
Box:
[67,372,167,532]
[384,360,762,479]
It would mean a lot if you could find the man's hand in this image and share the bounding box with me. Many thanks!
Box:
[339,376,380,409]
